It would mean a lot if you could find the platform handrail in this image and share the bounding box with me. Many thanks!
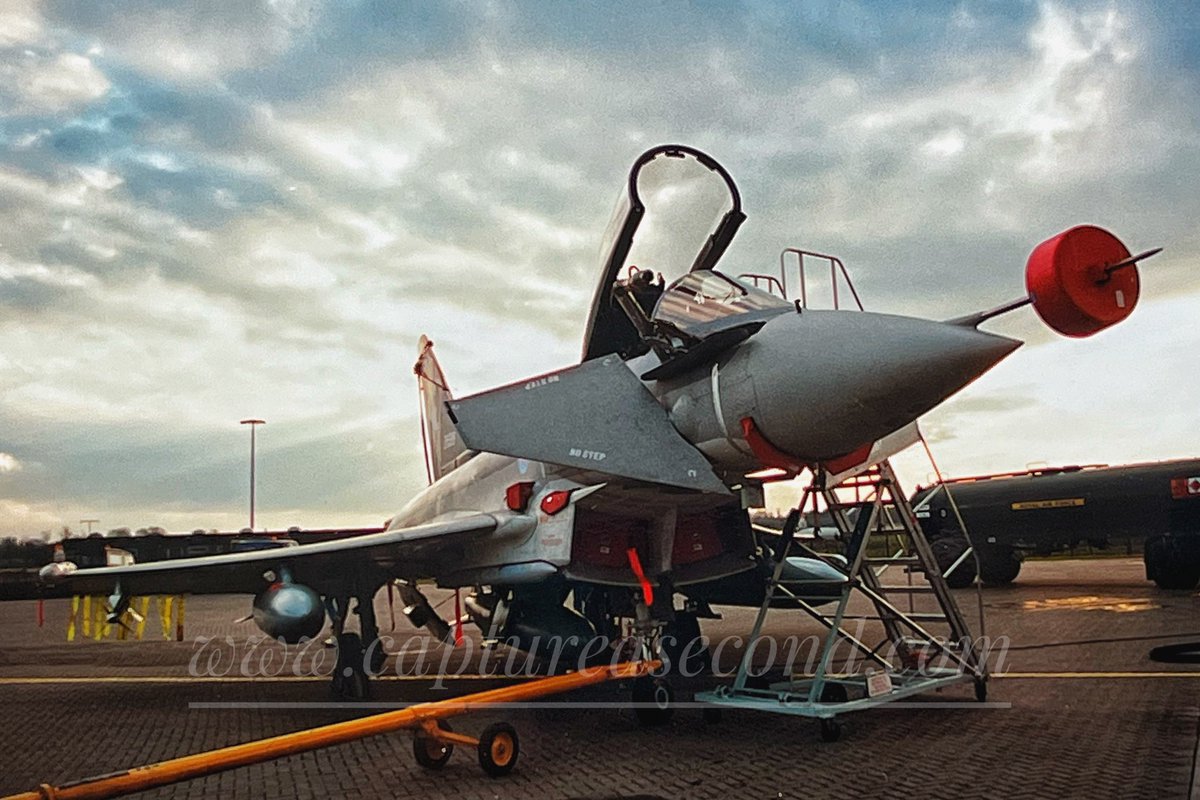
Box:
[778,248,865,311]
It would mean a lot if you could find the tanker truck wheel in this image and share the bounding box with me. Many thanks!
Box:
[978,547,1022,586]
[931,536,977,589]
[1145,536,1200,590]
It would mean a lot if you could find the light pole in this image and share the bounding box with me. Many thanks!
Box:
[240,419,266,530]
[80,519,99,535]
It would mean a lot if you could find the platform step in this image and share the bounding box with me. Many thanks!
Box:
[774,578,847,586]
[838,613,950,623]
[865,556,920,565]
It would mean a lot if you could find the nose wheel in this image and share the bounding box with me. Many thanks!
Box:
[632,676,675,726]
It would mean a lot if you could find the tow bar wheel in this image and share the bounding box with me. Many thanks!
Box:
[478,721,520,777]
[413,720,454,770]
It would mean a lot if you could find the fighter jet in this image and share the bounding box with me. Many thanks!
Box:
[34,144,1152,706]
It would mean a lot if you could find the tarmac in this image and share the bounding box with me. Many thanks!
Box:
[1,557,1198,799]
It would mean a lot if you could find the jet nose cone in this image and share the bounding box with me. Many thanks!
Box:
[743,310,1021,460]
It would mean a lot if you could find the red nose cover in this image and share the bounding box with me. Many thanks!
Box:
[740,417,803,474]
[820,443,874,476]
[1026,225,1138,337]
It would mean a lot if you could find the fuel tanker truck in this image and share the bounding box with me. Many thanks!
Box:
[910,458,1200,589]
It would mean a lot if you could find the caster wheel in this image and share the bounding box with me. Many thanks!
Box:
[975,678,988,703]
[413,720,454,770]
[477,722,519,777]
[632,677,674,727]
[819,718,842,743]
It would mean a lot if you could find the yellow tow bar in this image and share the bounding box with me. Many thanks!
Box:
[5,660,658,800]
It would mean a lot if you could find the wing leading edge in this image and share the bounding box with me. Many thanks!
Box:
[38,514,508,597]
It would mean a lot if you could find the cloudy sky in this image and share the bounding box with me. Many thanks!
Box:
[1,1,1197,536]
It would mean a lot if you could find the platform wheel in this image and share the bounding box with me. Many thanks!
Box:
[974,677,988,703]
[413,720,454,770]
[477,722,519,777]
[632,676,674,727]
[819,718,842,743]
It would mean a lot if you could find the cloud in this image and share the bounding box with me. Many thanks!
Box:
[0,453,22,473]
[1,1,1198,536]
[0,50,110,115]
[43,2,321,82]
[0,0,44,48]
[0,499,61,538]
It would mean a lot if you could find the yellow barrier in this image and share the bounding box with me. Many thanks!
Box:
[65,596,185,642]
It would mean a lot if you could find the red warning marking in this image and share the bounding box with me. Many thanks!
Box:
[1170,477,1200,500]
[626,547,654,607]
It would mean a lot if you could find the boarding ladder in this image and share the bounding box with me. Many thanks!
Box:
[699,460,988,740]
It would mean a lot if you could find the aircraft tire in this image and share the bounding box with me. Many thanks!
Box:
[632,676,674,727]
[332,632,370,701]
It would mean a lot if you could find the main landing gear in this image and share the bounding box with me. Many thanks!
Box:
[327,589,388,701]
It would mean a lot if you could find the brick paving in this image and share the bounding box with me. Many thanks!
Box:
[0,558,1197,799]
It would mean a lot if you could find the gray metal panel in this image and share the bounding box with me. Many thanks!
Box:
[448,356,730,495]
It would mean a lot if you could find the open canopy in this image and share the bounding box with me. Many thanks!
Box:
[581,145,746,361]
[652,270,790,335]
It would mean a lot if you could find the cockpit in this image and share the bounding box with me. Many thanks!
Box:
[652,270,790,333]
[581,145,791,362]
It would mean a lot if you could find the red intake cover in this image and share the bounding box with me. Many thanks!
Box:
[1026,225,1138,337]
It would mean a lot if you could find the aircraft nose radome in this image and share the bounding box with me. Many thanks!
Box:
[742,311,1022,460]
